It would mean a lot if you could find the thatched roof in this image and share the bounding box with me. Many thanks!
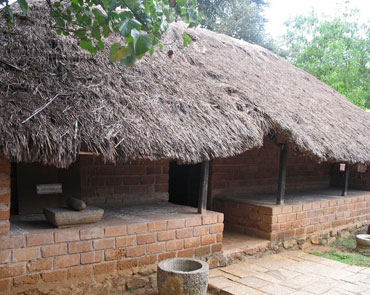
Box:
[1,1,369,167]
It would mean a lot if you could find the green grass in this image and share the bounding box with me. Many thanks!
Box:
[312,236,370,267]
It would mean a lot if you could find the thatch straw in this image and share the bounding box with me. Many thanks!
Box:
[0,1,369,167]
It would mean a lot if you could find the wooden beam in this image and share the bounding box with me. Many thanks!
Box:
[277,144,288,205]
[198,160,210,214]
[342,164,350,196]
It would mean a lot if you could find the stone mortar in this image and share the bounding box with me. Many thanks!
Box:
[157,258,209,295]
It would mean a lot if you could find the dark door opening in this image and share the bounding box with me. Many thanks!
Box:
[169,162,202,208]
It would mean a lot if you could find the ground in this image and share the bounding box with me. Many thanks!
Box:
[208,250,370,294]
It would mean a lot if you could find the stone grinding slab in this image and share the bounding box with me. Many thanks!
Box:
[43,206,104,228]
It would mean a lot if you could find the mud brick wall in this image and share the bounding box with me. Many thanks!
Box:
[0,155,10,235]
[211,137,331,198]
[80,155,169,206]
[0,213,223,294]
[349,166,370,190]
[214,194,370,242]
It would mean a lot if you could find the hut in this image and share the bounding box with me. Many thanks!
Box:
[0,1,369,294]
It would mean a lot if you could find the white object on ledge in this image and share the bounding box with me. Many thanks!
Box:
[37,184,63,195]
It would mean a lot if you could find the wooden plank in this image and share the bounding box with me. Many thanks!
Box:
[198,160,210,214]
[342,164,350,196]
[277,144,288,205]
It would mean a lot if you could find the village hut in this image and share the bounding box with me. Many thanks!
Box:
[0,1,369,294]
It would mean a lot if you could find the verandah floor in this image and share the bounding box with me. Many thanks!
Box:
[214,188,370,206]
[9,202,220,234]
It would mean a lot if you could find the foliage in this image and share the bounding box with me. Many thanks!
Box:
[281,10,370,109]
[197,0,273,49]
[313,250,370,266]
[1,0,200,66]
[332,236,357,251]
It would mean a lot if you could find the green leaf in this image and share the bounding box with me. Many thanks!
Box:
[92,27,101,40]
[119,19,142,37]
[131,29,153,56]
[92,8,108,25]
[17,0,28,15]
[102,24,111,38]
[80,40,93,51]
[74,29,87,39]
[182,32,192,48]
[109,43,126,62]
[159,43,164,51]
[97,40,105,51]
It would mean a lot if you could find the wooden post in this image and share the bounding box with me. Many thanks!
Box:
[198,160,210,214]
[277,144,288,205]
[342,164,350,196]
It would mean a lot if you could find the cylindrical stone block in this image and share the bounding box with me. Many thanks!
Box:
[157,258,209,295]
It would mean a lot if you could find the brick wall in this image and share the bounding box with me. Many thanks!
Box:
[0,155,10,235]
[350,166,370,190]
[80,156,169,206]
[211,137,331,198]
[214,194,370,242]
[0,213,223,294]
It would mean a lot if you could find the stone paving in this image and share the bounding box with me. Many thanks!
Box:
[208,251,370,295]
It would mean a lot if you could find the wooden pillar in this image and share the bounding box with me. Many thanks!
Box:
[342,164,350,196]
[198,160,210,214]
[277,144,288,205]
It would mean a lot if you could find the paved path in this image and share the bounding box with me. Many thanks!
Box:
[209,251,370,294]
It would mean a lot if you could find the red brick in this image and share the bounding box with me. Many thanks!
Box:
[126,245,146,257]
[105,225,127,237]
[81,251,103,264]
[26,232,54,247]
[55,254,80,268]
[286,213,297,222]
[292,204,303,212]
[158,252,176,262]
[156,175,169,184]
[137,233,156,245]
[80,228,104,240]
[69,241,93,254]
[94,238,115,250]
[117,259,138,270]
[13,247,40,262]
[212,243,222,253]
[167,219,185,230]
[42,270,67,283]
[277,215,286,223]
[209,223,224,234]
[137,255,157,266]
[218,214,224,223]
[0,193,10,205]
[303,203,312,211]
[0,235,24,250]
[147,167,162,175]
[0,220,9,235]
[68,265,93,279]
[166,240,183,251]
[127,223,147,234]
[158,230,175,242]
[184,237,200,249]
[123,177,140,185]
[201,235,216,245]
[0,278,10,292]
[148,221,167,232]
[282,206,293,214]
[202,215,218,225]
[13,274,40,288]
[55,230,79,243]
[0,251,10,264]
[116,236,136,248]
[141,176,155,184]
[185,217,202,227]
[194,226,209,236]
[0,263,25,279]
[26,258,53,272]
[41,243,67,258]
[147,243,165,254]
[177,249,194,258]
[195,246,210,257]
[105,249,125,261]
[216,233,223,243]
[176,228,193,239]
[155,184,168,192]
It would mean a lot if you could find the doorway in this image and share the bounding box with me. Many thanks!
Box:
[168,162,202,208]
